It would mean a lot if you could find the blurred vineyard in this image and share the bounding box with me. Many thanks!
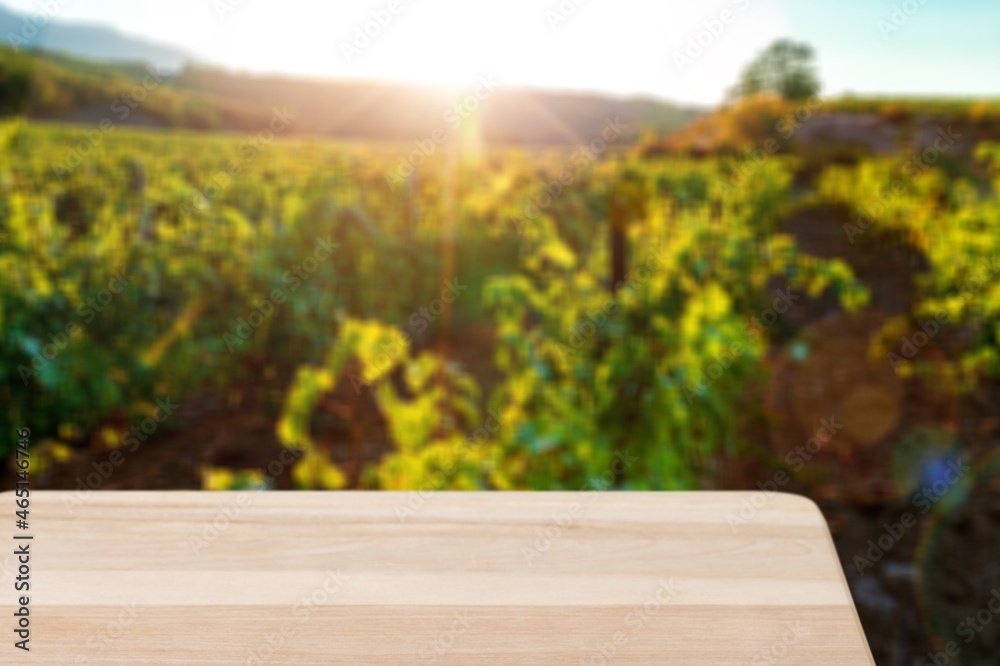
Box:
[2,102,1000,660]
[3,112,1000,489]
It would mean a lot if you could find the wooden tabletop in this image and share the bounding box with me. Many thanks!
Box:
[2,491,873,664]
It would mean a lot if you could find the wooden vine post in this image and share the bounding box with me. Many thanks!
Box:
[605,168,648,487]
[607,168,647,294]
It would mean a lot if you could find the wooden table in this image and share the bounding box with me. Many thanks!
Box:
[3,491,873,664]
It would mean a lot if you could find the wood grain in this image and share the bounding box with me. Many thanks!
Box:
[1,491,874,664]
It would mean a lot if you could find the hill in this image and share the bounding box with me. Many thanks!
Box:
[0,47,700,146]
[0,3,188,70]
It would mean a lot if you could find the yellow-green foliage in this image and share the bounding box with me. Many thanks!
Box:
[3,117,998,489]
[277,318,491,490]
[640,94,797,157]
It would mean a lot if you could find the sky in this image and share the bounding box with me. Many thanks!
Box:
[3,0,998,105]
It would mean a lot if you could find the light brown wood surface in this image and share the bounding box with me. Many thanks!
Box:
[2,491,874,664]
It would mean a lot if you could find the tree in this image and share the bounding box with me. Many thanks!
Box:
[0,48,33,116]
[735,39,820,101]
